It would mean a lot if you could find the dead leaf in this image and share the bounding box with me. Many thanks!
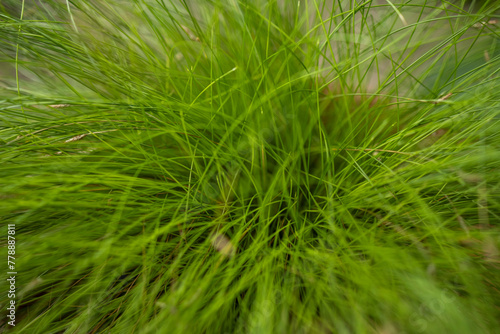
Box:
[49,104,70,108]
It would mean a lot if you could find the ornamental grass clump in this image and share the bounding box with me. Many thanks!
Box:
[1,0,499,333]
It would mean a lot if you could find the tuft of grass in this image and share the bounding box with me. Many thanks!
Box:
[1,0,499,333]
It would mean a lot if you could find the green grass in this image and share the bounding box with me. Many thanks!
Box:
[1,0,499,333]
